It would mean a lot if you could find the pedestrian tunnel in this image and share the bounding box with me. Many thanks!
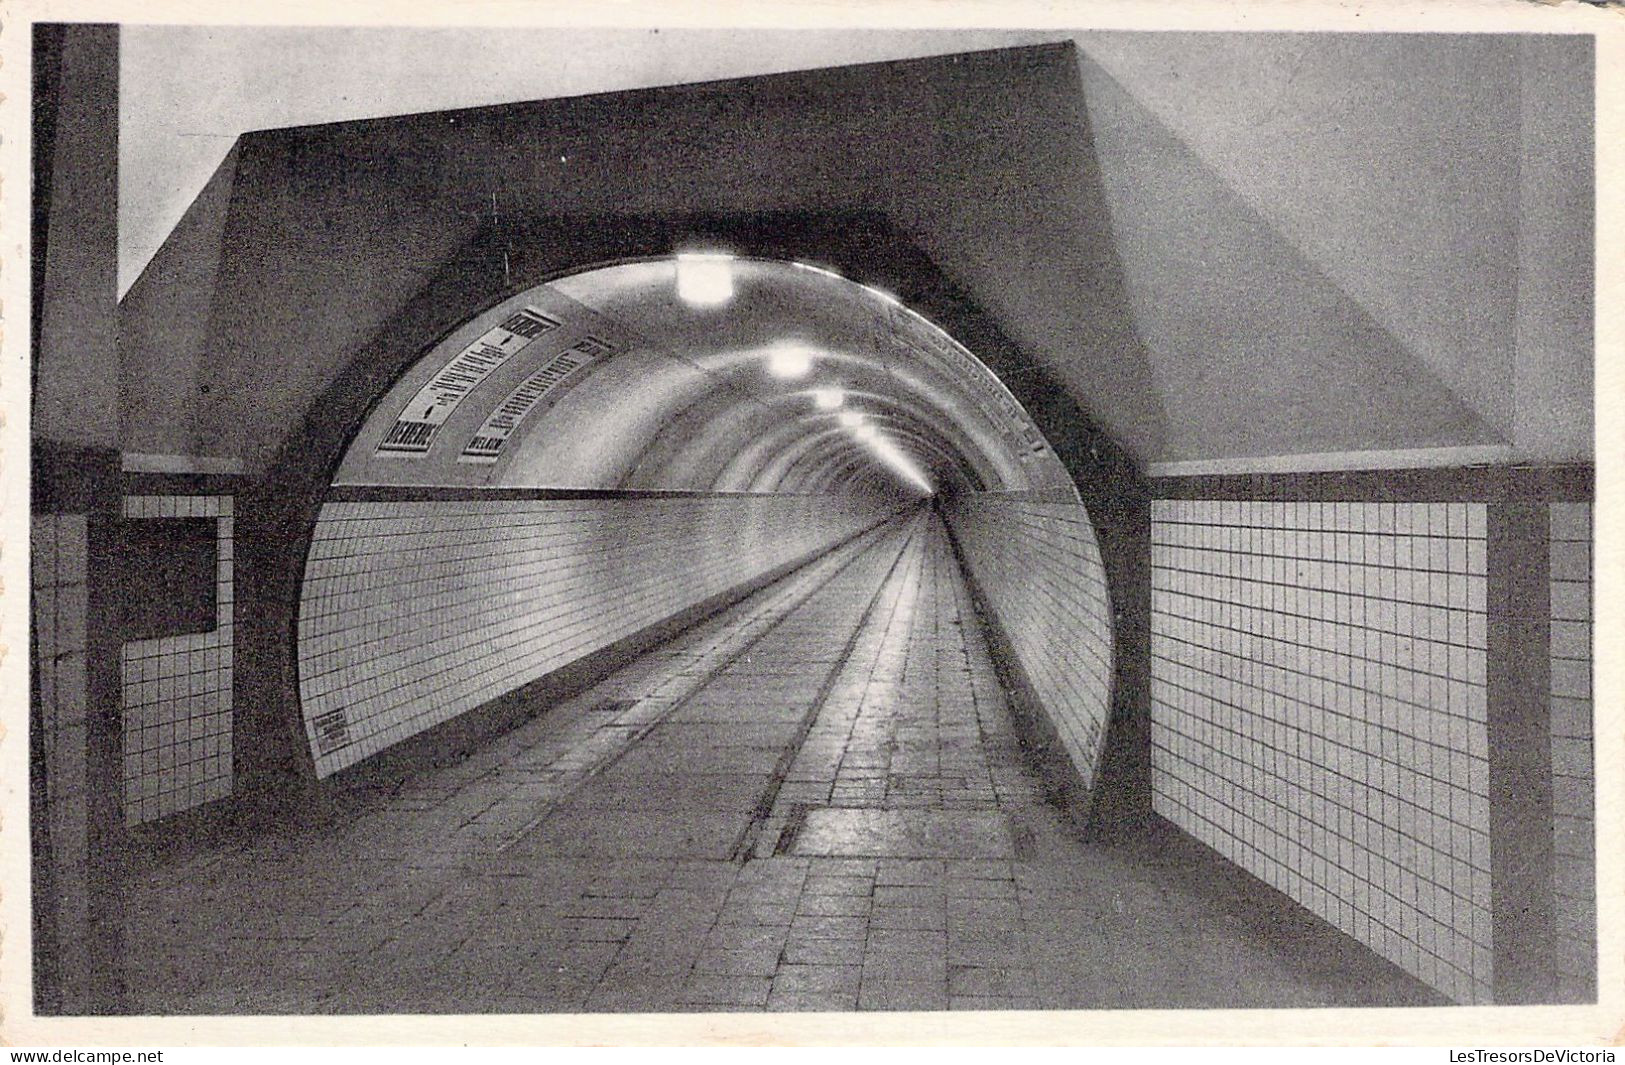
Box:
[296,255,1117,817]
[32,36,1594,1016]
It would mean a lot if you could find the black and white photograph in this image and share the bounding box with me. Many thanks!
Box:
[4,0,1618,1047]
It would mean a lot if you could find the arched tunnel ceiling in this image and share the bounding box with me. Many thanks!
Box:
[332,257,1069,499]
[118,30,1594,477]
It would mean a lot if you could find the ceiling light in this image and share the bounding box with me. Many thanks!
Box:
[871,438,935,495]
[837,410,864,428]
[676,253,734,306]
[844,423,935,496]
[813,388,845,411]
[766,342,814,379]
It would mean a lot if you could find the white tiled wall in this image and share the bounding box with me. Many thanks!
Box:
[297,494,884,776]
[1150,499,1491,1004]
[943,496,1115,793]
[120,495,235,825]
[1549,502,1593,1000]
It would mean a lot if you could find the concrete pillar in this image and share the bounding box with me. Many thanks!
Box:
[30,22,126,1014]
[1484,501,1556,1002]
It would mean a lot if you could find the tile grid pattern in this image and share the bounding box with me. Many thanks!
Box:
[1150,498,1491,1004]
[120,496,235,825]
[298,496,884,777]
[942,496,1115,792]
[1548,502,1594,1000]
[121,512,1437,1014]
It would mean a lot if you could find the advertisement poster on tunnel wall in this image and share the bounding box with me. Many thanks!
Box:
[375,307,564,456]
[457,333,618,463]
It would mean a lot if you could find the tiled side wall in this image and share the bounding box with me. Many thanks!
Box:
[298,495,885,777]
[120,495,235,825]
[1150,499,1491,1004]
[944,496,1115,793]
[1549,502,1594,1000]
[31,514,92,938]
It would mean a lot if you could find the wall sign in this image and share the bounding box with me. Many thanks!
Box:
[376,308,561,456]
[458,334,618,464]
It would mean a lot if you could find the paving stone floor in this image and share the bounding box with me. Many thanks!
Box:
[122,512,1442,1013]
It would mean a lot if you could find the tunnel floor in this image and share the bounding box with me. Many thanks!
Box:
[123,511,1441,1013]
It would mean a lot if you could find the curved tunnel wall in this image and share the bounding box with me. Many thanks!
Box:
[289,252,1122,794]
[297,493,892,777]
[156,206,1151,833]
[328,261,1043,500]
[943,494,1116,806]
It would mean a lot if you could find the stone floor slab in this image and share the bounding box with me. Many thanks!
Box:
[791,809,1014,859]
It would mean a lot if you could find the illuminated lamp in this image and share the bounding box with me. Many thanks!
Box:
[812,387,845,411]
[766,342,814,379]
[676,252,734,306]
